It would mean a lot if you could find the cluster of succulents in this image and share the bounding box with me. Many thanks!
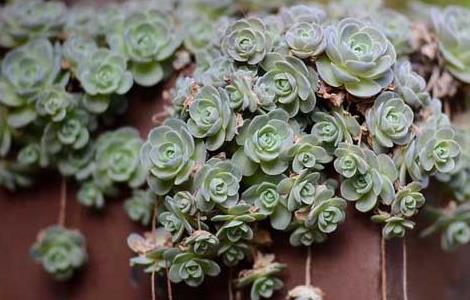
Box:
[0,0,469,298]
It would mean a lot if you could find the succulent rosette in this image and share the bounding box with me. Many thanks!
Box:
[287,285,324,300]
[316,18,396,98]
[93,128,145,190]
[311,109,361,151]
[185,230,219,257]
[170,191,197,216]
[391,182,425,217]
[333,143,369,178]
[127,229,173,273]
[284,134,332,173]
[306,185,347,234]
[254,53,318,116]
[17,143,41,166]
[106,9,182,86]
[285,22,326,59]
[417,127,461,174]
[41,110,91,154]
[124,189,155,225]
[0,39,62,128]
[77,48,133,96]
[64,6,99,36]
[234,109,294,176]
[168,252,220,287]
[63,34,98,74]
[278,170,321,211]
[236,254,285,300]
[77,181,105,209]
[194,158,242,211]
[280,5,327,27]
[212,204,264,243]
[141,118,206,195]
[30,226,87,281]
[0,0,66,47]
[370,9,413,56]
[289,226,326,246]
[57,145,95,181]
[218,242,249,267]
[183,16,215,52]
[35,86,74,122]
[225,71,258,112]
[243,174,291,230]
[221,17,273,65]
[340,149,398,212]
[431,6,470,83]
[366,91,414,151]
[187,86,236,151]
[393,60,431,108]
[442,221,470,251]
[381,216,415,239]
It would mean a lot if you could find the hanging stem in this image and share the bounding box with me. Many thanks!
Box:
[151,270,156,300]
[403,237,408,300]
[58,177,67,227]
[305,246,312,286]
[381,236,387,300]
[165,262,173,300]
[228,268,234,300]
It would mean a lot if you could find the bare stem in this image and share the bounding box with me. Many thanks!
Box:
[305,246,312,286]
[58,178,67,227]
[403,237,408,300]
[381,236,388,300]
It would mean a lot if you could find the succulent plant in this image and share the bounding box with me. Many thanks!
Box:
[306,185,347,234]
[333,143,369,178]
[183,16,215,52]
[442,221,470,251]
[57,145,95,181]
[77,181,105,209]
[243,174,291,230]
[285,22,326,59]
[431,6,470,83]
[311,109,361,151]
[170,191,197,216]
[185,230,219,257]
[30,226,87,281]
[287,285,324,300]
[93,127,145,190]
[393,60,431,108]
[366,91,414,151]
[225,71,258,112]
[280,5,327,27]
[194,157,242,211]
[254,53,318,116]
[237,253,285,300]
[316,18,396,98]
[64,6,99,36]
[187,86,236,151]
[381,216,415,239]
[41,109,91,155]
[35,86,74,122]
[124,189,155,225]
[391,182,425,217]
[0,39,62,128]
[279,170,321,211]
[285,135,332,173]
[168,252,220,287]
[218,242,249,267]
[212,204,264,243]
[234,109,294,176]
[77,48,133,96]
[141,118,206,195]
[221,18,273,65]
[17,143,41,166]
[340,149,397,212]
[417,127,460,174]
[63,34,98,75]
[370,10,413,56]
[127,229,173,273]
[0,0,66,47]
[106,9,182,86]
